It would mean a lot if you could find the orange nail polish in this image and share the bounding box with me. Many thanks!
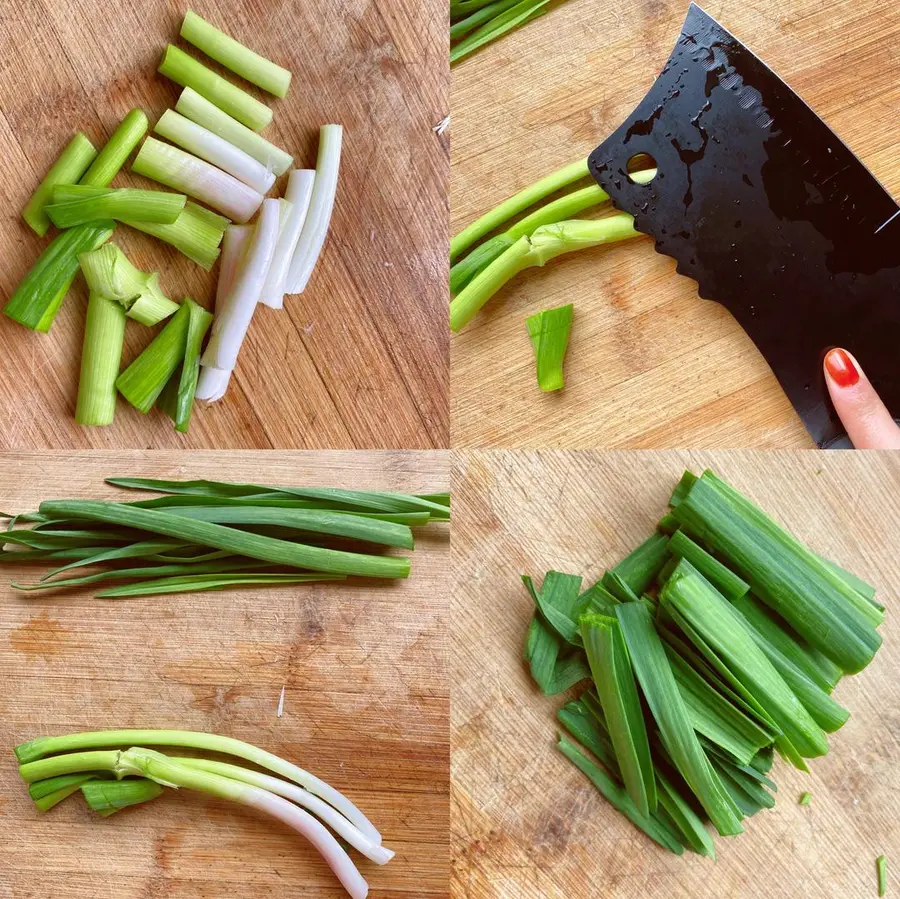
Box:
[825,348,859,388]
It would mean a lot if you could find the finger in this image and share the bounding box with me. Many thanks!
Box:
[823,348,900,449]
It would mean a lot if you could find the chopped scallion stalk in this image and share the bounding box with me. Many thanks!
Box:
[122,200,226,271]
[286,125,342,294]
[75,293,126,427]
[158,44,272,132]
[450,215,639,331]
[526,303,573,392]
[611,533,671,597]
[878,854,888,897]
[180,9,292,98]
[176,87,292,175]
[154,109,276,195]
[260,169,315,308]
[132,137,263,223]
[79,243,179,326]
[216,224,252,311]
[46,184,186,228]
[80,109,149,187]
[22,132,97,236]
[798,791,812,805]
[668,529,749,602]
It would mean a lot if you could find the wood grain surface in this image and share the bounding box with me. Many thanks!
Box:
[0,451,449,897]
[0,0,448,450]
[451,449,900,898]
[450,0,900,448]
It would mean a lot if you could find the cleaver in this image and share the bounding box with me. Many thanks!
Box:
[588,2,900,448]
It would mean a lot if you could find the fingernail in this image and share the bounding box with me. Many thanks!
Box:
[824,348,860,388]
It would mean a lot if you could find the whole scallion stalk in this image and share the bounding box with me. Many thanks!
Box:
[75,293,126,427]
[122,201,227,271]
[180,9,292,98]
[158,44,273,132]
[450,214,639,331]
[22,132,98,236]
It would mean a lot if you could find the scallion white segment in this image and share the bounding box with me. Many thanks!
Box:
[259,169,315,309]
[176,87,293,175]
[201,198,279,379]
[154,109,276,195]
[133,137,263,223]
[216,224,251,312]
[286,125,343,294]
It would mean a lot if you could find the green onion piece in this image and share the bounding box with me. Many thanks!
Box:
[75,293,126,427]
[79,243,179,326]
[81,778,164,814]
[29,773,99,811]
[176,87,292,175]
[450,157,589,261]
[133,137,263,224]
[22,132,98,236]
[3,221,114,331]
[157,298,213,432]
[450,215,639,331]
[180,9,291,98]
[526,303,573,392]
[581,612,656,816]
[668,529,749,602]
[672,469,882,673]
[46,185,186,228]
[122,200,226,271]
[556,735,683,854]
[80,109,149,187]
[451,0,522,39]
[878,855,888,897]
[616,602,744,836]
[116,301,192,413]
[158,44,272,132]
[818,553,884,614]
[522,571,583,645]
[612,532,671,596]
[95,571,343,598]
[524,614,588,695]
[36,501,412,579]
[799,791,812,805]
[661,558,828,763]
[451,0,551,65]
[658,511,680,534]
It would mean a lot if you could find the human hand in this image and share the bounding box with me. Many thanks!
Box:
[823,348,900,449]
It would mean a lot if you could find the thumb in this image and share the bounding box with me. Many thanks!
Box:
[823,348,900,449]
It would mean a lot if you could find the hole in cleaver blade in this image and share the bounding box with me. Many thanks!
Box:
[587,2,900,449]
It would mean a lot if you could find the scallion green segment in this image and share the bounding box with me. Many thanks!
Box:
[877,854,888,897]
[80,109,148,187]
[668,529,749,602]
[22,132,98,236]
[526,303,573,392]
[671,470,882,673]
[799,791,812,805]
[75,293,126,427]
[611,533,670,597]
[29,773,98,811]
[180,9,291,98]
[157,298,213,432]
[80,243,179,326]
[46,185,186,228]
[158,44,272,132]
[122,201,227,271]
[3,221,114,331]
[81,778,164,814]
[116,301,193,413]
[450,0,551,65]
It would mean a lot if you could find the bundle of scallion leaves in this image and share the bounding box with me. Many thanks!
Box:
[524,469,884,858]
[2,478,449,597]
[16,728,390,898]
[450,0,569,65]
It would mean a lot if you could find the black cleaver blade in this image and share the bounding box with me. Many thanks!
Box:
[588,2,900,448]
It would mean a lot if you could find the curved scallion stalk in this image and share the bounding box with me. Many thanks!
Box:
[133,137,263,223]
[75,293,127,426]
[122,201,227,271]
[450,214,640,331]
[158,44,272,132]
[176,87,292,175]
[286,125,342,294]
[180,10,292,98]
[22,132,98,236]
[154,110,276,195]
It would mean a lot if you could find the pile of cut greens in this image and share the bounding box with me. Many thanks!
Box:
[450,0,570,65]
[16,729,390,899]
[6,9,342,430]
[2,478,449,597]
[524,469,884,861]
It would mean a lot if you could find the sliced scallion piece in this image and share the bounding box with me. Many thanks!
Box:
[180,9,292,98]
[878,854,888,897]
[80,109,148,187]
[46,185,186,228]
[22,132,98,236]
[611,532,671,597]
[526,303,573,392]
[75,293,126,427]
[158,44,272,132]
[799,791,812,805]
[122,200,227,271]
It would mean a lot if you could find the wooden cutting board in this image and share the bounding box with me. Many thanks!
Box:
[452,450,900,898]
[0,451,449,898]
[451,0,900,449]
[0,0,448,450]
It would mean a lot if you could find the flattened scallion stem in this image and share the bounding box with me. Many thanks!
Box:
[22,132,98,236]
